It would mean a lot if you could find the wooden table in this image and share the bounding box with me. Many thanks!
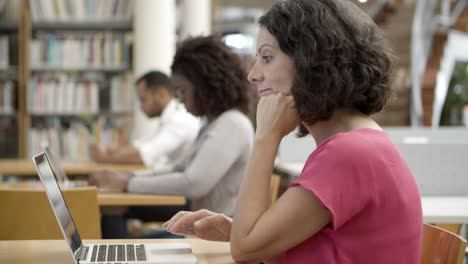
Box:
[0,159,145,176]
[0,239,235,264]
[98,192,186,206]
[0,182,186,207]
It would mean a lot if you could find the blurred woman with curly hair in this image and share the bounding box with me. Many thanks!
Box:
[91,35,254,238]
[164,0,422,262]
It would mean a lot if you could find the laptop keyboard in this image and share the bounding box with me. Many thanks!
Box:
[83,244,147,262]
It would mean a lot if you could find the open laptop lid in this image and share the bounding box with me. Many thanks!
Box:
[33,152,82,263]
[43,145,69,183]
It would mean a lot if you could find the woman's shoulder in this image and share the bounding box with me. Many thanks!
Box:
[311,128,392,163]
[215,109,253,129]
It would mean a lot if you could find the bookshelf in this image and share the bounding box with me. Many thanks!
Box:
[0,0,135,160]
[0,0,19,158]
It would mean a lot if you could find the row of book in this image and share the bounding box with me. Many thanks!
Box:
[0,80,14,113]
[28,116,131,160]
[29,120,91,160]
[29,74,99,114]
[0,0,19,21]
[93,115,130,147]
[28,73,133,114]
[31,32,131,69]
[0,36,8,68]
[29,0,134,22]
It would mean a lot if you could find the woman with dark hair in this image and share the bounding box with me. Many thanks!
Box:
[90,35,254,237]
[164,0,422,262]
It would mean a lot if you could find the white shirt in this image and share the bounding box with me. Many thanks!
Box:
[132,99,200,167]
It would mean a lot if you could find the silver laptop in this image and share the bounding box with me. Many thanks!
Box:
[43,146,117,192]
[33,152,197,264]
[43,145,72,185]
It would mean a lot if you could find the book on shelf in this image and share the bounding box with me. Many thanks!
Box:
[0,35,8,68]
[28,72,133,115]
[28,115,131,160]
[29,0,134,23]
[28,118,90,160]
[110,71,133,112]
[0,34,17,68]
[28,73,100,114]
[0,0,20,22]
[0,80,14,113]
[93,115,130,147]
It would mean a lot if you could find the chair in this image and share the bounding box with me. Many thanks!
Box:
[0,186,101,240]
[434,224,462,236]
[421,223,467,264]
[269,174,281,205]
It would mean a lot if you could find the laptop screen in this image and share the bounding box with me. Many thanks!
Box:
[44,145,68,183]
[33,152,82,257]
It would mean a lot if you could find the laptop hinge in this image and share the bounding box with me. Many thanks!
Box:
[75,245,89,263]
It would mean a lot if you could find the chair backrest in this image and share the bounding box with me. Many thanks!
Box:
[434,224,462,235]
[270,175,281,206]
[0,186,101,240]
[421,223,467,264]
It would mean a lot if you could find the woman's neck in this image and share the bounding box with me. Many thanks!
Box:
[304,109,381,146]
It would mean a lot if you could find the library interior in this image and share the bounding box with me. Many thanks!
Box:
[0,0,468,263]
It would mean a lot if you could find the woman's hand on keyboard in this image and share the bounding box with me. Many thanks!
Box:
[163,209,232,242]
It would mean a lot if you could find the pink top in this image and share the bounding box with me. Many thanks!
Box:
[287,128,422,263]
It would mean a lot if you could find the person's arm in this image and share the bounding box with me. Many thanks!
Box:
[163,209,284,264]
[127,114,249,199]
[90,143,144,164]
[133,118,198,167]
[231,94,331,262]
[132,164,175,177]
[106,144,143,164]
[163,209,232,242]
[88,163,177,192]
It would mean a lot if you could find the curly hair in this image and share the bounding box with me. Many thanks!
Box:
[171,35,251,117]
[259,0,393,136]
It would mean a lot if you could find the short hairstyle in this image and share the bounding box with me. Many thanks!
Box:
[259,0,393,136]
[135,70,171,91]
[171,35,251,117]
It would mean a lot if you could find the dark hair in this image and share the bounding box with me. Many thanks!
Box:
[171,35,251,117]
[259,0,393,136]
[135,70,171,91]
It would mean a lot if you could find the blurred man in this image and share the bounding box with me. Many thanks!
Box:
[90,71,200,167]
